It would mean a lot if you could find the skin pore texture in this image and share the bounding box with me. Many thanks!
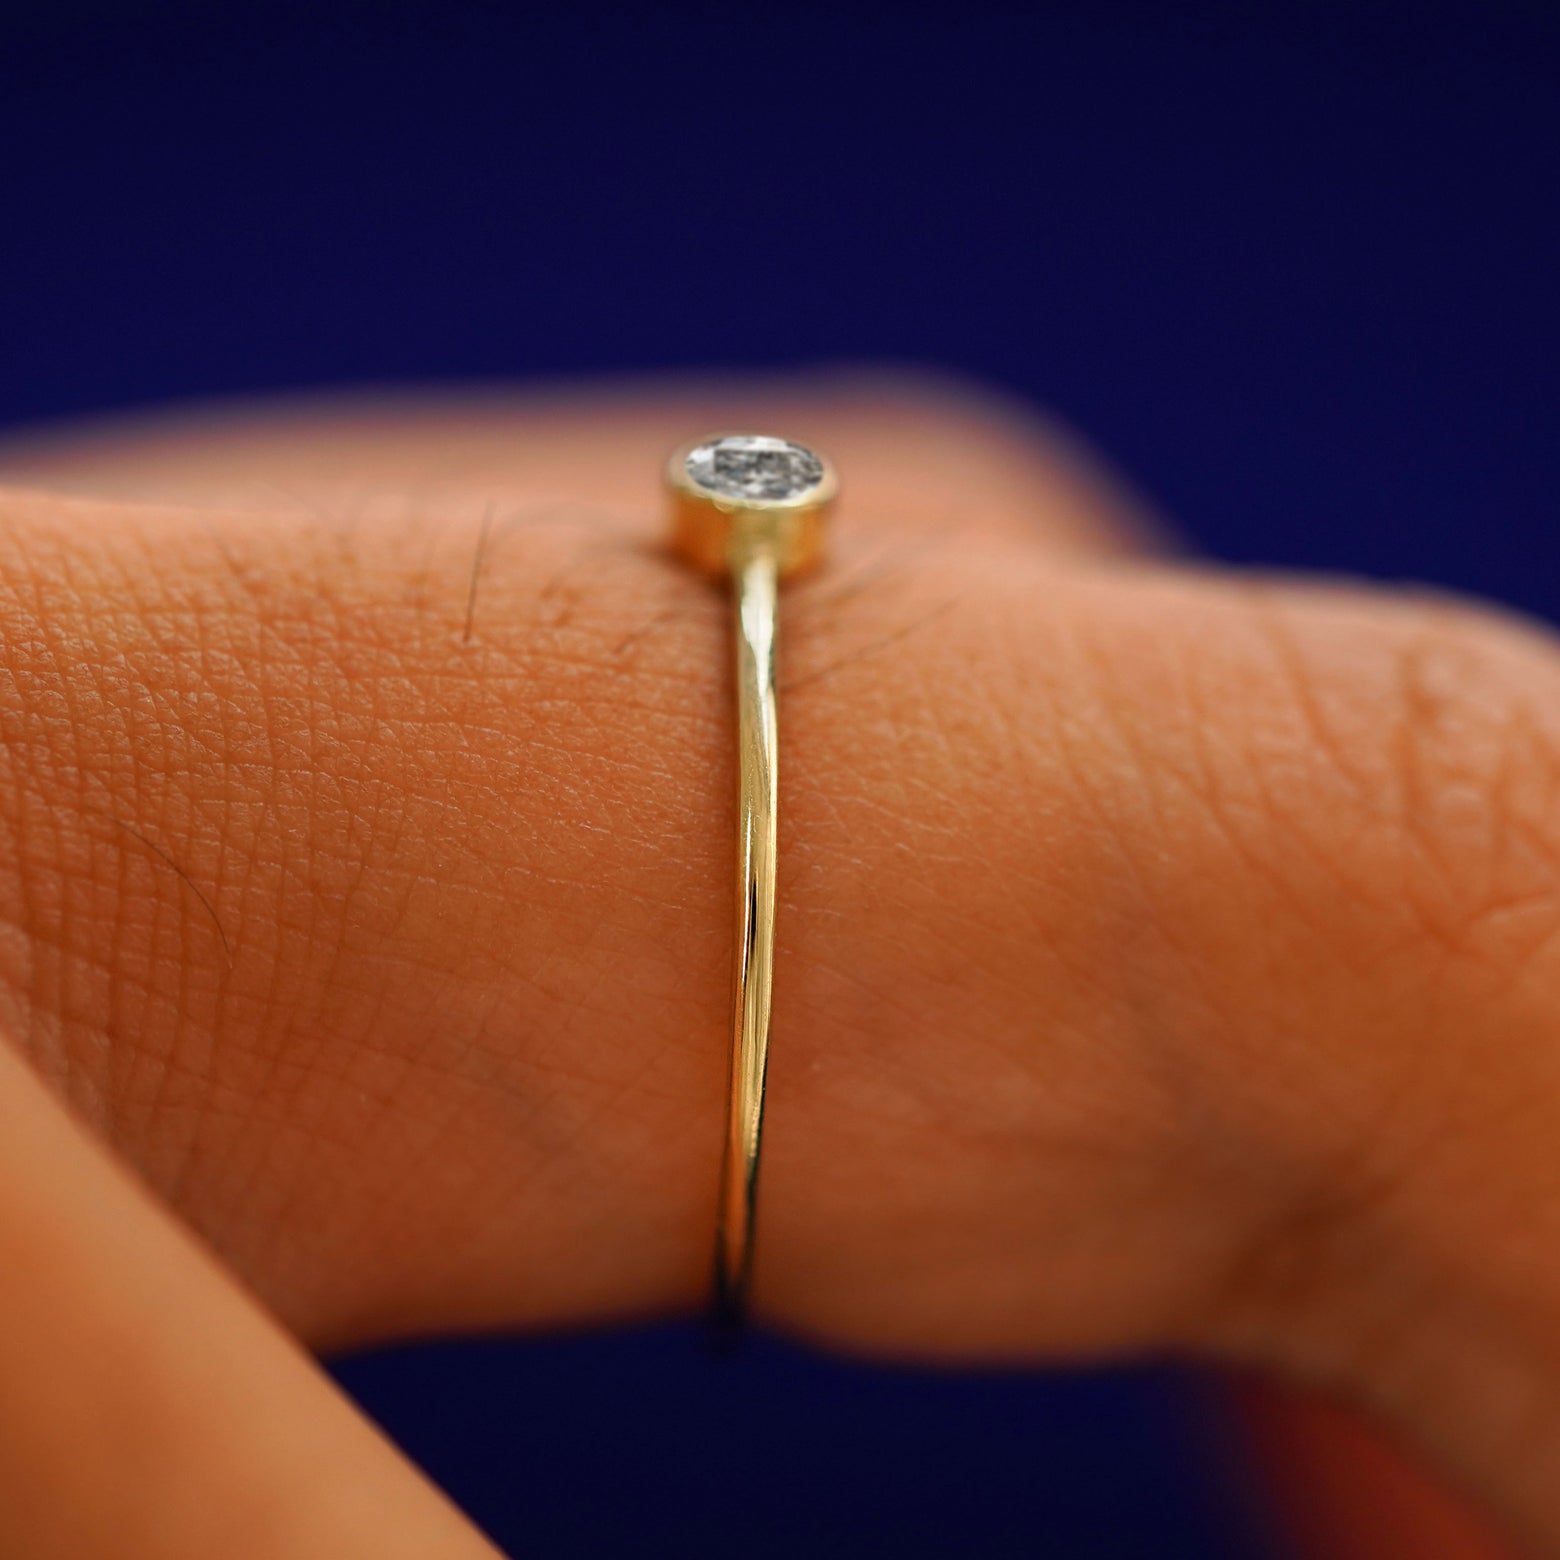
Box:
[0,374,1556,1555]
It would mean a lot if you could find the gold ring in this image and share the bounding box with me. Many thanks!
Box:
[665,433,837,1335]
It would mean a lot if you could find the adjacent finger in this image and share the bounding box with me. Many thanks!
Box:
[1236,1381,1513,1559]
[0,369,1166,557]
[0,1036,502,1558]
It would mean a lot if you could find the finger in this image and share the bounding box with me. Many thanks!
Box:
[0,1039,501,1558]
[1234,1381,1513,1559]
[0,368,1167,557]
[1,391,1559,1542]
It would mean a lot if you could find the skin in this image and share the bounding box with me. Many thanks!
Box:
[0,372,1554,1554]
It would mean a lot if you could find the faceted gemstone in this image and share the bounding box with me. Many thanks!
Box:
[685,434,825,503]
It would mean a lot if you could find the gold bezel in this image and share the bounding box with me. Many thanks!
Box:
[665,433,837,578]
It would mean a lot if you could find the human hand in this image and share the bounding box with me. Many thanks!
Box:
[0,375,1553,1554]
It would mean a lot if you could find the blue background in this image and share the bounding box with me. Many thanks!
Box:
[4,2,1555,1553]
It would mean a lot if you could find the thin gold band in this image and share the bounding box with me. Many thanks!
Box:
[715,547,780,1326]
[664,433,835,1336]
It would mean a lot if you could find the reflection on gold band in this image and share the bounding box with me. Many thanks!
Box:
[716,545,779,1326]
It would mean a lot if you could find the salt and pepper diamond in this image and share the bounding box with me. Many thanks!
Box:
[685,434,825,504]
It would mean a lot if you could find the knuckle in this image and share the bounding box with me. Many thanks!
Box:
[1392,607,1560,966]
[1226,584,1560,983]
[1379,600,1558,976]
[1171,587,1560,1366]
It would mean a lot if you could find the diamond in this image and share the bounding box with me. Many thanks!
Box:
[685,435,825,504]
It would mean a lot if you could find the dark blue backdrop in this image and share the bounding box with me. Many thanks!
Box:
[3,2,1555,1554]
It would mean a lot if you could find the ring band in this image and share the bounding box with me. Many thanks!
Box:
[666,434,837,1334]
